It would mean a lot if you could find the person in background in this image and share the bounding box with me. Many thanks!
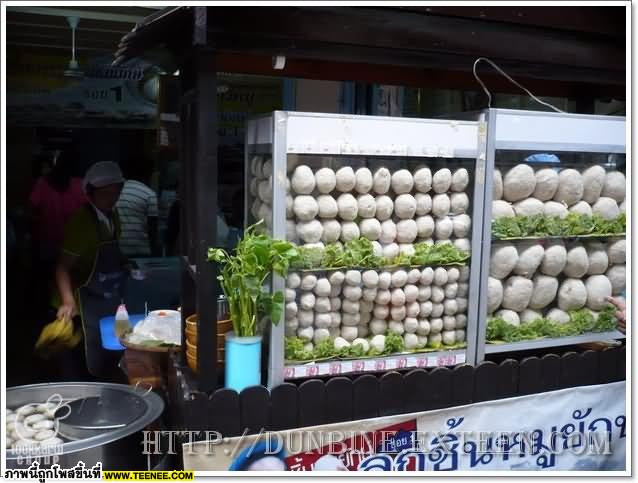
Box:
[607,296,626,335]
[55,161,127,379]
[116,156,160,258]
[29,150,87,320]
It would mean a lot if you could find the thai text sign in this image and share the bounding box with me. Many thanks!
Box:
[182,381,626,472]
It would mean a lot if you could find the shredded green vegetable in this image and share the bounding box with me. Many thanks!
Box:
[290,238,469,271]
[284,330,451,362]
[486,305,618,343]
[492,213,625,239]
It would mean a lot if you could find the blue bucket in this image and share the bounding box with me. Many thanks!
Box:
[225,331,262,392]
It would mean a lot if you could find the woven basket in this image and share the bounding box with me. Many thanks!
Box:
[185,314,231,374]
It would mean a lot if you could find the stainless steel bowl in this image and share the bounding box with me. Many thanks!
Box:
[55,388,147,441]
[6,382,164,470]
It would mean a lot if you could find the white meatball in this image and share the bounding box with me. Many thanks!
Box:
[345,270,362,286]
[451,168,469,192]
[340,222,360,242]
[315,168,337,194]
[355,167,374,194]
[378,272,392,290]
[297,220,323,243]
[321,220,341,243]
[391,270,408,288]
[375,289,391,305]
[379,220,397,244]
[414,167,433,193]
[375,195,394,221]
[416,216,435,238]
[329,271,345,286]
[360,219,382,241]
[404,284,419,303]
[432,168,452,194]
[362,270,380,288]
[434,217,453,240]
[407,268,422,284]
[301,274,318,290]
[343,285,363,302]
[373,168,392,194]
[335,166,356,192]
[391,288,406,306]
[450,193,470,215]
[396,219,418,243]
[432,194,451,218]
[287,273,301,289]
[314,278,332,297]
[391,169,414,194]
[337,193,358,221]
[317,195,338,218]
[291,165,315,194]
[395,194,417,219]
[357,194,377,218]
[382,243,400,260]
[415,193,432,216]
[293,195,319,221]
[315,313,332,329]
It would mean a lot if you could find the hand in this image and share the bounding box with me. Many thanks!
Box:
[57,299,78,322]
[606,296,626,334]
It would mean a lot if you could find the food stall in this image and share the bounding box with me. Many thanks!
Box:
[241,109,626,386]
[472,109,626,361]
[245,112,485,385]
[109,5,626,472]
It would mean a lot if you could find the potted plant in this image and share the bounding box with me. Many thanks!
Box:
[208,221,298,391]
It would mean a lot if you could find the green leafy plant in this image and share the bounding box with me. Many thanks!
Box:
[486,305,618,343]
[492,213,625,240]
[208,220,298,337]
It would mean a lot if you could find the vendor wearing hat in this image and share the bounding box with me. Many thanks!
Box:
[54,161,127,378]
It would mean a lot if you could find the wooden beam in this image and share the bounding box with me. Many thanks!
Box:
[214,52,625,99]
[7,6,145,24]
[393,6,625,37]
[205,7,625,71]
[210,35,623,86]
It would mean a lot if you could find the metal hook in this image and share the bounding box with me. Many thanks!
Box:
[473,57,566,113]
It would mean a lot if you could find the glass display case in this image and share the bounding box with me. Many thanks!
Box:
[475,109,626,361]
[245,111,484,386]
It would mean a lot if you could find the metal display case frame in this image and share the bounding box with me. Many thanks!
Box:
[245,111,485,387]
[474,108,627,362]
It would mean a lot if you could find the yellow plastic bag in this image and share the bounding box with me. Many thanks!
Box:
[34,318,82,359]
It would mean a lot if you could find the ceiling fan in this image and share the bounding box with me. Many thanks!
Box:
[63,16,84,78]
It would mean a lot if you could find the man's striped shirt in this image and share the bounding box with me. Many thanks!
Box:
[116,180,158,257]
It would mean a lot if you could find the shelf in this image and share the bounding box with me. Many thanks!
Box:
[484,330,625,354]
[290,261,469,274]
[283,349,466,379]
[493,234,625,242]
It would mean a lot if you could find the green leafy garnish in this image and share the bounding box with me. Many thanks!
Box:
[384,332,405,354]
[284,331,460,362]
[285,336,314,361]
[492,213,625,239]
[289,238,469,271]
[486,305,619,343]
